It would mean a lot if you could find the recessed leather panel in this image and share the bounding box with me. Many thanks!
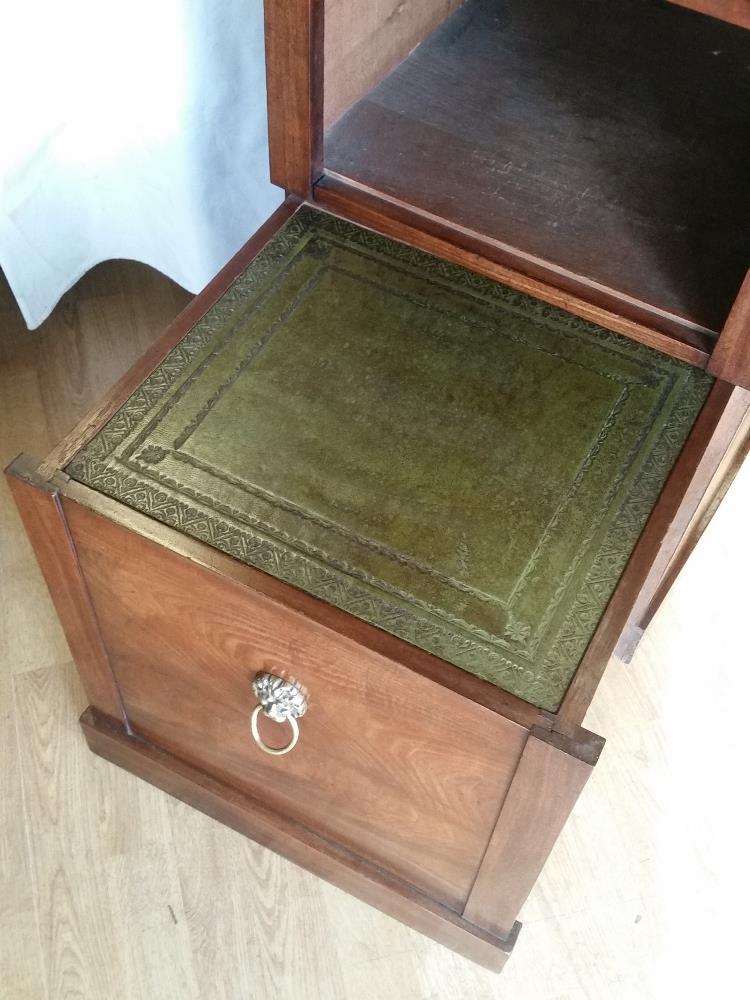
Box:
[67,207,712,709]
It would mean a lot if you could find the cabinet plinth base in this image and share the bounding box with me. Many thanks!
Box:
[79,706,521,971]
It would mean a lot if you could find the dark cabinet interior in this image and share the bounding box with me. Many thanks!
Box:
[324,0,749,344]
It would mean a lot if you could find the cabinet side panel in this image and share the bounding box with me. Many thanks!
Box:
[708,270,750,390]
[324,0,464,128]
[463,728,596,938]
[5,457,127,724]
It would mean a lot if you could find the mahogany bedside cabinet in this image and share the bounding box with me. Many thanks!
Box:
[7,0,749,973]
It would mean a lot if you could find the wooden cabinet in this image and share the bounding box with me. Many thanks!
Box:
[6,0,749,975]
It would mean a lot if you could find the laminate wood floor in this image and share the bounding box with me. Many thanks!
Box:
[1,262,747,1000]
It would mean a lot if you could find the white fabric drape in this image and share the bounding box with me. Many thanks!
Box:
[0,0,284,328]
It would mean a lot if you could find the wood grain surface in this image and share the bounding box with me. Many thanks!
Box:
[81,707,519,972]
[324,0,463,127]
[463,729,594,938]
[63,498,527,910]
[2,260,749,997]
[61,476,544,731]
[325,0,750,338]
[708,270,750,390]
[265,0,323,194]
[5,460,128,725]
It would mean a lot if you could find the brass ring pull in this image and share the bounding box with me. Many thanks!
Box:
[250,704,300,756]
[250,671,307,756]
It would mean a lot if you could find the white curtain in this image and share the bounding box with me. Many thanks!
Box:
[0,0,284,328]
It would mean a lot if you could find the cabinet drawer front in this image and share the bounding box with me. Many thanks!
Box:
[66,500,527,908]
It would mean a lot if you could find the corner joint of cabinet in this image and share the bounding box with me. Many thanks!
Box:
[531,722,605,768]
[4,453,60,494]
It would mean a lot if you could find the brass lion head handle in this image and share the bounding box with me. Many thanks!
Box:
[250,671,307,756]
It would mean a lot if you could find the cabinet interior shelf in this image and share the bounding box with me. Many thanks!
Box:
[324,0,750,341]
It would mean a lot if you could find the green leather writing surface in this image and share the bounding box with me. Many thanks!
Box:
[67,207,712,710]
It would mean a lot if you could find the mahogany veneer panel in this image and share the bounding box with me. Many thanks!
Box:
[326,0,750,335]
[463,731,592,938]
[65,498,528,910]
[80,708,520,972]
[323,0,463,127]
